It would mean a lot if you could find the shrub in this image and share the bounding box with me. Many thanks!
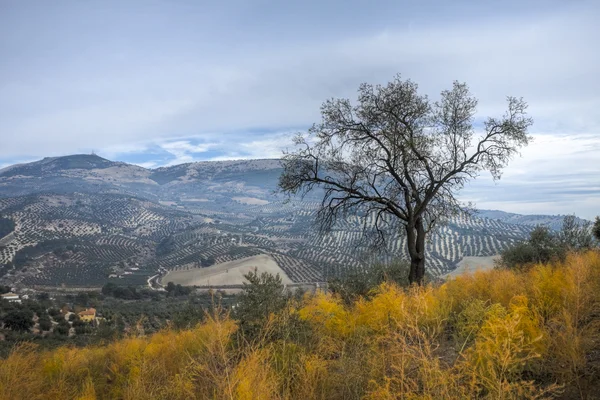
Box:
[54,321,70,336]
[165,282,192,297]
[3,309,34,332]
[593,216,600,243]
[47,308,61,318]
[559,215,594,250]
[500,226,563,268]
[500,216,596,269]
[234,269,288,339]
[1,251,599,399]
[38,318,52,332]
[328,260,411,304]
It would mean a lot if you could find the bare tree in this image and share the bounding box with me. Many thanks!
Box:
[278,75,533,285]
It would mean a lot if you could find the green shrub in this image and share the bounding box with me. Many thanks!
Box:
[328,260,412,304]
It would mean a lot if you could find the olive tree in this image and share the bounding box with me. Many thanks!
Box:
[559,214,594,250]
[592,216,600,243]
[234,269,288,338]
[279,75,532,284]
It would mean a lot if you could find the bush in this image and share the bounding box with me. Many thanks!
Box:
[328,260,411,304]
[3,309,34,332]
[1,252,599,399]
[593,216,600,243]
[165,282,192,297]
[35,292,50,301]
[101,282,117,296]
[102,284,143,300]
[38,318,52,332]
[172,303,206,329]
[74,292,90,307]
[500,216,596,269]
[47,308,61,318]
[54,321,70,336]
[559,214,594,250]
[234,269,288,338]
[74,323,92,335]
[500,225,563,268]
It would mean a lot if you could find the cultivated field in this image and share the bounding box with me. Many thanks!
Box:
[0,157,550,288]
[162,254,293,286]
[232,197,269,205]
[443,255,499,278]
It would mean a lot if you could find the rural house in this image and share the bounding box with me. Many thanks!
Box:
[78,308,96,322]
[1,293,20,303]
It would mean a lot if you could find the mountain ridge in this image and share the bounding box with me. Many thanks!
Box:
[0,154,283,189]
[0,154,587,221]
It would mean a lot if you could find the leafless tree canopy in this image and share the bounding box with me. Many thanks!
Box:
[279,75,532,284]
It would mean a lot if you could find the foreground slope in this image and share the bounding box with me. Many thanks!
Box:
[1,252,599,399]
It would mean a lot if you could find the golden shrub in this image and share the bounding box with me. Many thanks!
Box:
[1,251,599,399]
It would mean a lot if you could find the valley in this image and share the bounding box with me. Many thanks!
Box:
[0,154,574,291]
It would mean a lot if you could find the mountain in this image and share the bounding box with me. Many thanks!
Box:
[0,154,283,201]
[0,154,119,177]
[0,155,577,290]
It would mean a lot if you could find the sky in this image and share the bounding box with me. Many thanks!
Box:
[0,0,599,218]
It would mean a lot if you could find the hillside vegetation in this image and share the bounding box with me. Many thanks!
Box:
[0,155,561,289]
[1,252,600,399]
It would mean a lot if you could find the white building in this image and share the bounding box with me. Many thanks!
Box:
[1,292,21,303]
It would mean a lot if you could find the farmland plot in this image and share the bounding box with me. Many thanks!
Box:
[163,254,293,286]
[0,180,539,289]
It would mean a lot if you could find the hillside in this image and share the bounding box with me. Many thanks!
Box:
[476,210,589,231]
[1,251,598,399]
[0,155,580,289]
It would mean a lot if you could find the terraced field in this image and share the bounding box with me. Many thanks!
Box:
[0,189,539,289]
[0,155,566,289]
[0,193,193,287]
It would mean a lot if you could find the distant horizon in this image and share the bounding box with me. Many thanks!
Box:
[0,153,595,221]
[0,153,283,170]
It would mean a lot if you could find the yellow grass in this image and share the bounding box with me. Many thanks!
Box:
[1,251,599,399]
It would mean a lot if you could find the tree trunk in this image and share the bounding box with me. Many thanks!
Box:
[406,217,426,285]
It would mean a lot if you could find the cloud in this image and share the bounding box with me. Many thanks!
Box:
[158,140,218,166]
[109,131,295,166]
[102,129,599,218]
[2,2,598,158]
[461,133,600,219]
[0,0,598,217]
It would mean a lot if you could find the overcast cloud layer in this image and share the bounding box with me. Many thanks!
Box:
[1,0,599,218]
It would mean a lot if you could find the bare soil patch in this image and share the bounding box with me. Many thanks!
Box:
[163,254,292,286]
[444,255,499,279]
[232,197,269,205]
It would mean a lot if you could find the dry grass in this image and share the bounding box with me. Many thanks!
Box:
[1,251,599,399]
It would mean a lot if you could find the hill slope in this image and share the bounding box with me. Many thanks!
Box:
[0,155,578,288]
